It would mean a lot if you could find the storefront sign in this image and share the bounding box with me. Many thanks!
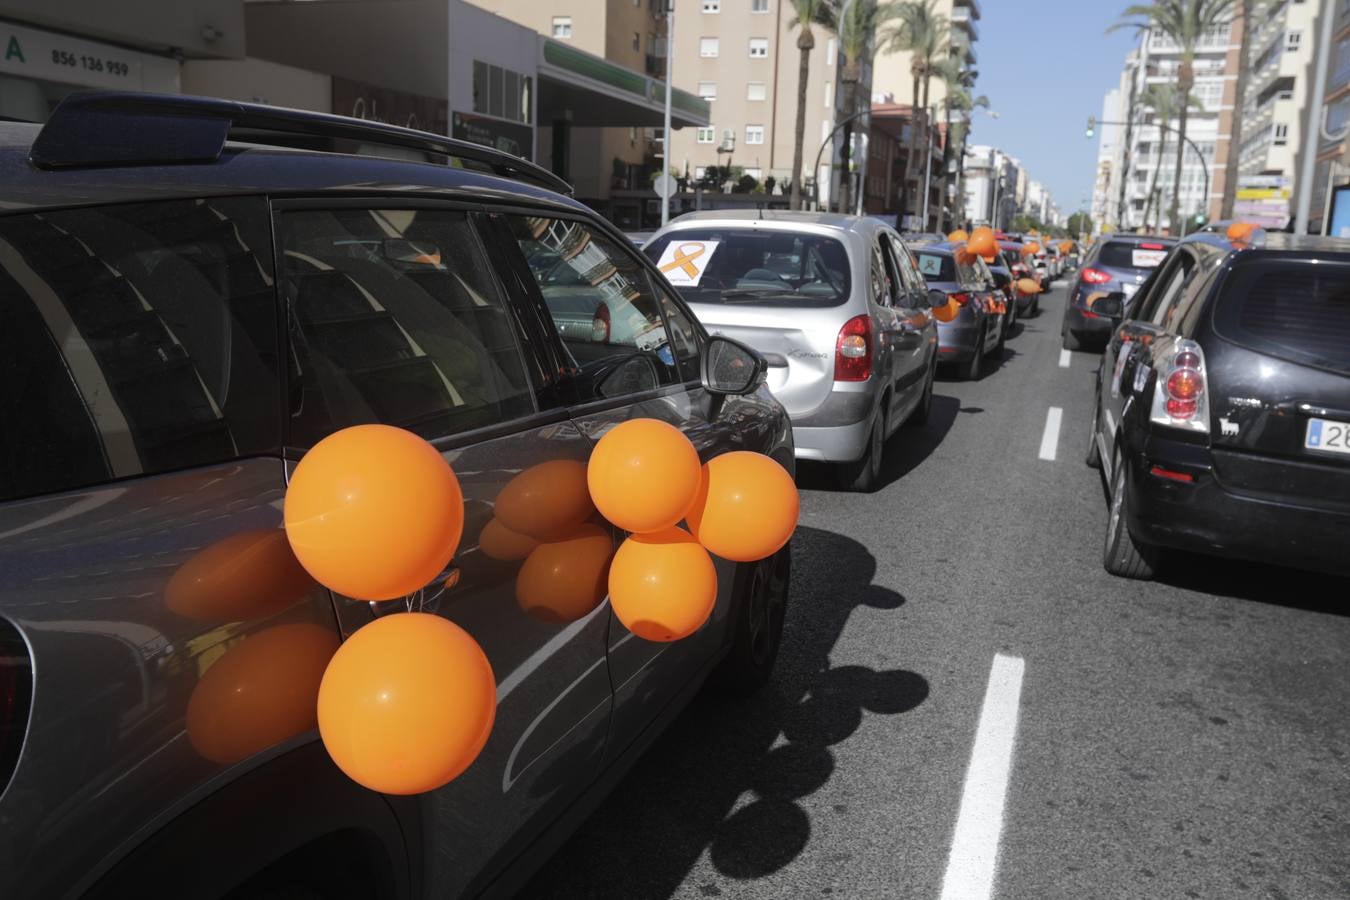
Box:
[332,77,448,135]
[0,20,177,91]
[451,111,533,161]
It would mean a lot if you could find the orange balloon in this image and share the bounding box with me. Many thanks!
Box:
[317,612,495,795]
[1059,240,1074,254]
[685,452,798,563]
[969,231,998,260]
[1015,278,1040,295]
[933,298,960,322]
[609,527,717,642]
[285,425,464,601]
[515,523,614,623]
[947,229,969,242]
[478,517,538,561]
[187,623,339,764]
[167,529,317,622]
[1023,242,1041,255]
[954,245,976,265]
[1227,221,1256,243]
[587,418,701,534]
[493,459,595,541]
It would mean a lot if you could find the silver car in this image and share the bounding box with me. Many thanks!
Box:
[644,211,943,492]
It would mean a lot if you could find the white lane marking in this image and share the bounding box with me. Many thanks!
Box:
[939,653,1027,900]
[1038,407,1062,461]
[1058,348,1071,368]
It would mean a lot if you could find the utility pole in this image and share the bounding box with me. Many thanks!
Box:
[661,0,674,227]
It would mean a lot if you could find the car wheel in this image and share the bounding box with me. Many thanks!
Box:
[1062,321,1082,351]
[960,332,984,381]
[1030,294,1040,318]
[995,316,1008,357]
[1085,396,1103,469]
[710,544,790,696]
[1006,298,1019,335]
[1103,448,1158,579]
[838,409,884,492]
[908,359,936,427]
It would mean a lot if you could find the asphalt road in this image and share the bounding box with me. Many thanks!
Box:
[526,281,1350,900]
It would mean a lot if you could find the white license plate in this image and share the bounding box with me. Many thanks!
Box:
[1305,417,1350,455]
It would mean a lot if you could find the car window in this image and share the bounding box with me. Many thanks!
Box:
[646,272,704,379]
[1212,258,1350,375]
[508,215,680,401]
[913,251,954,282]
[642,229,852,308]
[1099,240,1170,270]
[278,207,535,448]
[0,198,281,503]
[885,234,926,307]
[1146,250,1199,331]
[871,241,894,307]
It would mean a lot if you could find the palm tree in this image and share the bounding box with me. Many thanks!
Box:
[932,55,983,232]
[788,0,839,210]
[882,0,949,226]
[836,0,897,214]
[1111,0,1236,233]
[1138,84,1202,230]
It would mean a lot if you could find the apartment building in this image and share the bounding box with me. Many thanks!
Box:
[963,144,1020,229]
[1091,88,1125,229]
[1309,0,1350,233]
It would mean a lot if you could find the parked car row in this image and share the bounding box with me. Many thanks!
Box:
[1077,228,1350,581]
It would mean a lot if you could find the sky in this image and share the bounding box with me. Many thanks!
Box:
[962,0,1142,218]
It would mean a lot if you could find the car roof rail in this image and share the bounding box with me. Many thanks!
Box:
[28,91,572,196]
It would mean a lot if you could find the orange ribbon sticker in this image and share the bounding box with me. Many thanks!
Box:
[655,240,720,285]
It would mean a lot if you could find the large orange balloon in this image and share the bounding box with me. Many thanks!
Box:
[1023,241,1041,255]
[318,612,495,795]
[947,229,969,242]
[1015,278,1040,295]
[478,517,538,562]
[685,452,798,563]
[285,425,464,601]
[493,459,595,541]
[587,419,701,534]
[167,529,317,622]
[187,623,339,764]
[516,523,614,623]
[1227,221,1256,243]
[933,298,960,322]
[968,230,998,260]
[609,527,717,642]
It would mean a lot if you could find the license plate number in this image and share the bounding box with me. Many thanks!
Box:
[1305,417,1350,455]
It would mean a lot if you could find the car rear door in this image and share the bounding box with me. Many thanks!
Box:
[491,209,789,763]
[272,201,614,897]
[1193,254,1350,510]
[879,230,933,419]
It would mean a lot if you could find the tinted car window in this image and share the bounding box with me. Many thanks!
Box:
[646,273,704,379]
[1213,259,1350,375]
[643,229,851,307]
[510,215,680,399]
[0,198,281,503]
[913,251,955,282]
[1098,241,1170,270]
[279,208,534,447]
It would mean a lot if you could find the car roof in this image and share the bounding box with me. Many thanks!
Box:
[1181,230,1350,259]
[663,209,885,233]
[0,119,588,216]
[1098,233,1177,246]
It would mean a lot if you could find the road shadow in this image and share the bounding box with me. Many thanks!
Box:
[1158,552,1350,617]
[793,395,959,493]
[522,526,928,898]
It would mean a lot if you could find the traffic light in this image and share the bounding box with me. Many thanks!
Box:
[1085,117,1096,139]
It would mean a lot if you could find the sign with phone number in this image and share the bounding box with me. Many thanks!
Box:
[0,21,178,92]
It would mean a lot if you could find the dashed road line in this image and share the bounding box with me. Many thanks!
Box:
[1058,348,1071,368]
[938,653,1027,900]
[1037,407,1062,461]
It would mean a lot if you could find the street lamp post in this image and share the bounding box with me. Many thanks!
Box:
[660,0,674,227]
[811,108,872,211]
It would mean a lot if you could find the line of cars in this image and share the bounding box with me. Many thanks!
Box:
[1070,227,1350,581]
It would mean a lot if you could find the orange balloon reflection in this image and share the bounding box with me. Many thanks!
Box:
[515,523,614,623]
[186,623,339,764]
[166,529,317,622]
[478,517,539,562]
[494,459,595,542]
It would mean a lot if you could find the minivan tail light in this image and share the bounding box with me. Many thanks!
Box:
[1150,339,1210,434]
[834,314,873,382]
[1081,267,1111,284]
[0,619,32,797]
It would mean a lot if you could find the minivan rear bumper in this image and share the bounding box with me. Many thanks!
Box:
[792,387,874,462]
[1124,436,1350,576]
[936,318,982,362]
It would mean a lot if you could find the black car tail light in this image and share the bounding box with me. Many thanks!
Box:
[1150,339,1211,434]
[0,618,32,797]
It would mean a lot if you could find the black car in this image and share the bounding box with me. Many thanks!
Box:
[0,93,794,899]
[1087,230,1350,579]
[1063,234,1175,351]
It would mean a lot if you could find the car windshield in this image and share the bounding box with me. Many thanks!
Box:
[913,251,957,282]
[643,229,851,307]
[1213,259,1350,375]
[1098,241,1170,271]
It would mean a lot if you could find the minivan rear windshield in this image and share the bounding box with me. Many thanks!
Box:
[913,251,957,282]
[1098,241,1170,270]
[1213,259,1350,375]
[643,229,850,306]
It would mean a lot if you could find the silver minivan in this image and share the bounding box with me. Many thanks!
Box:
[644,211,943,492]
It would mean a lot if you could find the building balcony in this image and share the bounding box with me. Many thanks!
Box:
[951,7,978,41]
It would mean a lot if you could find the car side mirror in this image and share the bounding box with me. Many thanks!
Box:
[926,288,948,309]
[1088,291,1126,318]
[702,335,768,395]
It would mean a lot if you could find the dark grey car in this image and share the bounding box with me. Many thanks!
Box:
[914,243,1008,381]
[0,93,794,900]
[1062,235,1175,350]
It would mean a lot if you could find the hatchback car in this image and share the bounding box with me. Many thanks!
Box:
[0,92,794,900]
[912,242,1008,381]
[1063,234,1174,350]
[642,211,943,492]
[1088,231,1350,580]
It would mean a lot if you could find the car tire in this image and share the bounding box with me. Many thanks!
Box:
[1085,397,1103,469]
[1030,294,1040,318]
[995,316,1008,357]
[908,359,936,427]
[1062,322,1082,351]
[710,544,791,697]
[960,332,984,381]
[1103,448,1158,579]
[838,409,884,492]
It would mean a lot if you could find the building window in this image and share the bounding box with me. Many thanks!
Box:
[551,16,572,38]
[697,127,716,143]
[747,81,766,101]
[703,0,720,11]
[698,81,717,100]
[473,60,533,124]
[746,125,764,144]
[752,0,769,10]
[826,38,836,65]
[633,32,641,52]
[695,166,707,179]
[1276,88,1294,101]
[1273,123,1289,145]
[1286,30,1302,52]
[749,38,769,58]
[824,80,833,107]
[700,37,719,57]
